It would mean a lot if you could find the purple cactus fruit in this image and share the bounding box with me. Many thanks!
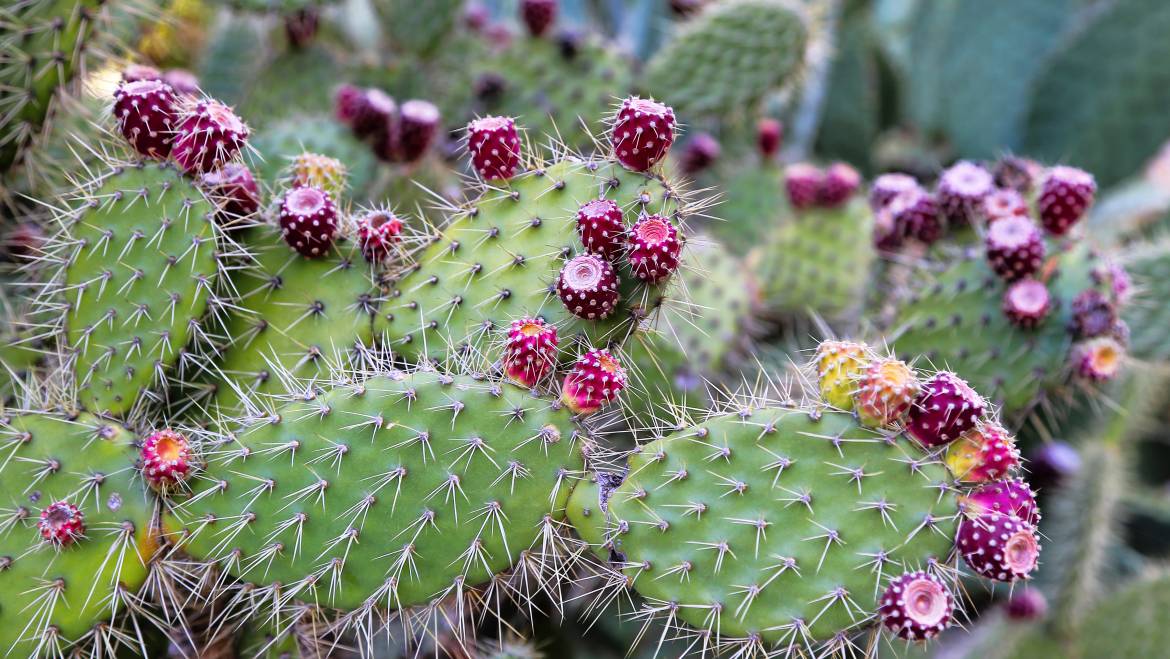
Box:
[334,84,364,125]
[1027,441,1081,490]
[612,96,676,172]
[938,160,995,225]
[994,156,1043,193]
[669,0,705,16]
[1039,166,1096,236]
[1003,279,1050,329]
[520,0,557,37]
[467,115,522,181]
[627,214,682,283]
[112,79,177,158]
[869,173,921,212]
[1006,589,1048,621]
[556,254,620,320]
[1092,260,1133,304]
[285,8,319,49]
[983,188,1028,223]
[906,371,986,448]
[679,132,721,175]
[278,186,338,258]
[352,88,397,143]
[162,69,201,96]
[819,162,861,207]
[576,198,626,260]
[394,100,441,163]
[873,207,903,251]
[39,501,85,547]
[890,189,942,245]
[757,118,782,159]
[200,163,260,223]
[122,64,161,83]
[957,511,1040,582]
[986,215,1046,281]
[1073,337,1124,382]
[561,348,626,415]
[172,99,249,174]
[1070,289,1117,339]
[784,163,823,210]
[878,571,955,641]
[355,210,403,264]
[962,478,1039,526]
[464,2,489,31]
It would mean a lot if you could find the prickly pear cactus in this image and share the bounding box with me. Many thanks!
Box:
[705,163,785,255]
[1121,239,1170,362]
[373,0,463,57]
[167,366,587,626]
[0,411,157,656]
[46,162,221,416]
[643,0,809,116]
[237,46,342,128]
[376,156,692,367]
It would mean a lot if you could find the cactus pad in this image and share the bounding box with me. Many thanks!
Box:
[251,116,376,202]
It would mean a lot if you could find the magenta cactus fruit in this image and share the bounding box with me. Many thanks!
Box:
[278,185,339,258]
[820,162,861,207]
[352,88,396,142]
[986,215,1046,281]
[141,429,193,489]
[122,63,161,82]
[38,501,85,547]
[1038,166,1096,235]
[576,198,626,259]
[162,69,201,96]
[561,348,626,415]
[890,189,942,245]
[172,99,249,174]
[962,478,1039,526]
[1070,289,1117,339]
[757,118,782,158]
[906,371,986,448]
[1002,279,1050,329]
[957,512,1040,582]
[784,163,823,210]
[983,188,1029,223]
[503,317,559,387]
[611,96,676,172]
[878,571,955,641]
[112,79,177,158]
[627,214,682,283]
[946,423,1021,483]
[520,0,557,37]
[1093,261,1133,303]
[467,115,522,181]
[1074,336,1124,382]
[938,160,994,225]
[200,163,260,222]
[1006,589,1048,621]
[396,99,441,163]
[355,210,403,264]
[678,132,721,175]
[284,8,319,48]
[556,253,620,319]
[334,83,364,125]
[869,172,921,211]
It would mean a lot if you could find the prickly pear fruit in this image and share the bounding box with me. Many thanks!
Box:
[856,357,920,428]
[278,185,338,258]
[200,163,260,223]
[906,371,985,448]
[945,423,1020,483]
[521,0,557,37]
[1006,589,1048,621]
[757,118,782,158]
[816,339,869,410]
[504,318,559,387]
[870,173,921,211]
[290,152,348,199]
[1002,279,1051,329]
[784,163,822,210]
[986,215,1046,281]
[957,512,1040,582]
[819,162,861,207]
[355,209,403,264]
[938,161,994,225]
[576,198,626,260]
[561,348,626,415]
[172,99,249,174]
[1074,336,1124,381]
[961,478,1039,525]
[626,214,682,283]
[396,99,441,163]
[113,79,177,158]
[557,254,620,320]
[1038,166,1096,235]
[611,97,675,172]
[890,189,942,245]
[38,501,85,547]
[983,188,1028,222]
[141,429,194,489]
[879,571,955,641]
[678,132,721,175]
[467,115,521,181]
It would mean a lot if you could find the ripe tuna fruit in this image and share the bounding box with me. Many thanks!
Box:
[785,163,823,210]
[395,99,441,163]
[986,215,1046,281]
[879,570,955,641]
[172,99,249,174]
[521,0,558,37]
[1038,166,1096,235]
[556,254,620,319]
[561,348,626,415]
[113,79,177,158]
[278,185,339,258]
[906,371,985,447]
[576,198,626,260]
[627,214,682,283]
[869,172,921,211]
[612,96,675,172]
[961,478,1039,525]
[889,189,942,245]
[938,160,994,225]
[504,317,559,387]
[819,162,861,207]
[957,511,1040,582]
[757,118,783,158]
[467,115,522,181]
[141,429,193,489]
[1002,279,1050,329]
[200,163,260,223]
[945,422,1020,482]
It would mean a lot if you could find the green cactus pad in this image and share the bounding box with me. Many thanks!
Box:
[377,157,688,367]
[889,246,1103,416]
[751,197,875,320]
[373,0,463,58]
[210,230,378,412]
[251,116,377,202]
[706,164,785,255]
[643,0,809,117]
[1078,572,1170,657]
[0,412,156,654]
[475,36,634,152]
[59,162,219,416]
[575,407,959,642]
[170,369,586,612]
[1122,240,1170,362]
[237,46,342,128]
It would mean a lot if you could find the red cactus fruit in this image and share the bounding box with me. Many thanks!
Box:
[878,570,954,641]
[945,422,1020,483]
[873,206,903,251]
[1038,166,1096,236]
[200,163,260,223]
[906,371,986,448]
[464,2,490,31]
[521,0,557,37]
[957,511,1040,582]
[819,162,861,207]
[576,198,626,259]
[561,348,626,415]
[3,222,47,260]
[122,63,161,82]
[395,100,441,163]
[279,186,338,258]
[1092,260,1133,303]
[1003,279,1050,329]
[869,173,921,211]
[285,8,319,49]
[334,84,364,125]
[986,215,1046,281]
[855,358,920,428]
[994,156,1043,193]
[556,254,620,319]
[162,69,201,96]
[612,96,676,172]
[39,501,85,547]
[938,160,995,225]
[890,189,942,245]
[172,99,249,174]
[627,214,682,283]
[1028,441,1080,490]
[352,88,397,142]
[113,79,177,158]
[467,115,522,181]
[142,429,194,488]
[504,317,559,387]
[757,118,783,159]
[1070,289,1117,339]
[983,188,1029,223]
[1073,336,1124,382]
[356,210,403,264]
[679,132,721,175]
[785,163,823,210]
[1006,589,1048,621]
[962,478,1039,526]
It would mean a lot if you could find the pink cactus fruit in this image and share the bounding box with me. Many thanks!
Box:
[503,317,559,387]
[556,254,620,320]
[611,96,676,172]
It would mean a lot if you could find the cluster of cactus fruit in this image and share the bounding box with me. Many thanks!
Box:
[333,84,441,165]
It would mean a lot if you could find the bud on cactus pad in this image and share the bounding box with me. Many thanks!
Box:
[200,163,260,224]
[172,98,249,174]
[112,79,177,158]
[0,413,156,655]
[279,185,339,258]
[945,423,1020,483]
[957,511,1040,582]
[906,371,986,448]
[467,115,522,181]
[784,163,823,210]
[986,215,1046,281]
[879,571,955,641]
[938,161,994,225]
[167,368,588,620]
[568,343,1031,651]
[576,198,626,260]
[611,97,676,172]
[520,0,557,37]
[561,348,626,414]
[141,429,193,489]
[504,317,559,387]
[816,339,869,410]
[356,209,403,264]
[1006,589,1048,621]
[1038,166,1096,236]
[557,254,620,319]
[870,173,921,211]
[820,162,861,207]
[627,214,682,283]
[757,118,783,158]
